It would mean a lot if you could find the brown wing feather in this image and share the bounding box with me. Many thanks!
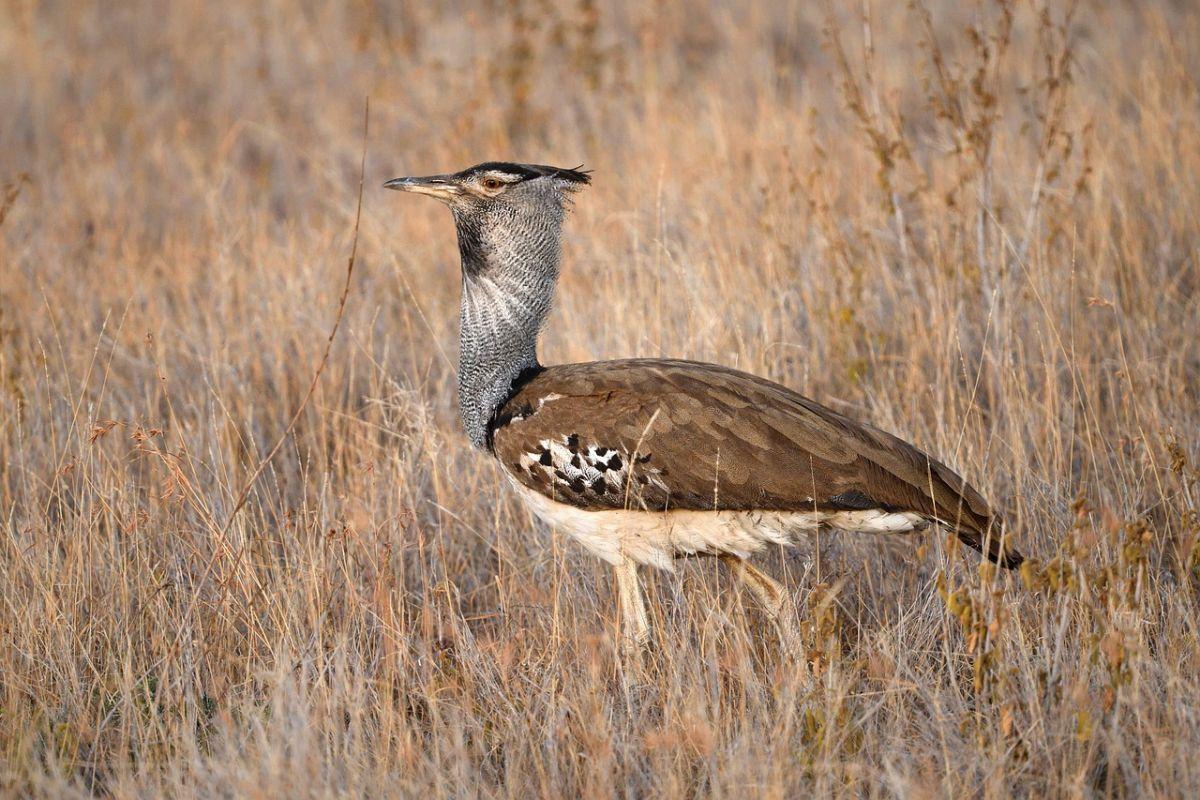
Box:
[491,359,1023,568]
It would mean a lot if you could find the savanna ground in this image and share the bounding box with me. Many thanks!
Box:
[2,0,1199,796]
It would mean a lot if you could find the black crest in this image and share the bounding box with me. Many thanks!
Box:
[460,162,592,186]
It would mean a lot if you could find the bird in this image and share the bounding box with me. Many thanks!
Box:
[384,161,1023,663]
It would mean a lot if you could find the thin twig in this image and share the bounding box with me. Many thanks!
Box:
[221,104,369,539]
[156,98,370,688]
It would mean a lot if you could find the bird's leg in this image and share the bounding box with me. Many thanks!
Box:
[719,554,801,655]
[613,558,650,671]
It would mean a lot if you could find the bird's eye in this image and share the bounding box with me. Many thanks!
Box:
[482,178,503,190]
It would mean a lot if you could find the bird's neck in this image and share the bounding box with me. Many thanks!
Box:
[454,208,562,450]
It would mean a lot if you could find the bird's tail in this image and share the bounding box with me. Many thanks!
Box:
[955,516,1024,570]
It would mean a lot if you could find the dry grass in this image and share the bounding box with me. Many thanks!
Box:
[2,0,1199,796]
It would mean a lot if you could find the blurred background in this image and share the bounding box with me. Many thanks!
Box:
[2,1,1199,796]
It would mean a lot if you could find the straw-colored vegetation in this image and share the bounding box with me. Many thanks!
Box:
[2,0,1199,796]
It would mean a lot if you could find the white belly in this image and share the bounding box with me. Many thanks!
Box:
[508,479,927,570]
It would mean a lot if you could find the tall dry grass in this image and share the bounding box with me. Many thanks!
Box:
[1,0,1199,796]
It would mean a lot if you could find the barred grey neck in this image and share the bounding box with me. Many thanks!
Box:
[454,192,564,449]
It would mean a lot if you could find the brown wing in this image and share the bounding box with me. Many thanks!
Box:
[490,359,1022,568]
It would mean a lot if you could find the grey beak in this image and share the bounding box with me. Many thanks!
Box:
[383,174,462,200]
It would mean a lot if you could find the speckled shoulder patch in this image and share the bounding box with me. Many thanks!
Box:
[516,433,670,508]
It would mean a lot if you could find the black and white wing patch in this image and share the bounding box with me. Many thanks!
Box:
[515,434,671,509]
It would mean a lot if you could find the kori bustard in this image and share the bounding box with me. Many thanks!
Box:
[385,161,1023,661]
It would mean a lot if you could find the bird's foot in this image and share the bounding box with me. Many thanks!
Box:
[619,654,656,713]
[619,632,649,679]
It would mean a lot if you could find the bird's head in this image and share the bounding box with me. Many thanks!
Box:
[384,161,590,283]
[384,161,590,217]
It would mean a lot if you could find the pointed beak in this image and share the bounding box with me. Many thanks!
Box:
[383,174,462,200]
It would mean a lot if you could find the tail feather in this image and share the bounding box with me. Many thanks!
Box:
[955,518,1024,570]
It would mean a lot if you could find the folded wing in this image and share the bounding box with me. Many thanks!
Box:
[490,359,1023,568]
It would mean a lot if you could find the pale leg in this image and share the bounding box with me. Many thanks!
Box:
[720,554,801,654]
[613,558,650,668]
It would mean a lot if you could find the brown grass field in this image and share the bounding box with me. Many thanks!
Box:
[2,0,1199,796]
